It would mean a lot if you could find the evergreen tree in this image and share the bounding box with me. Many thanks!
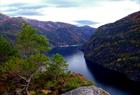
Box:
[16,23,49,58]
[0,35,18,63]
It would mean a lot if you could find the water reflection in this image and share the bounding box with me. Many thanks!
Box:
[65,51,96,81]
[65,51,129,95]
[48,47,138,95]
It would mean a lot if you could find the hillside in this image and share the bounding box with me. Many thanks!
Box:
[83,11,140,81]
[0,13,95,46]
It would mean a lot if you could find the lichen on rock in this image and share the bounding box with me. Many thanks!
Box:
[62,86,110,95]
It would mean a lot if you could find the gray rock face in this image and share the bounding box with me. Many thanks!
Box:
[62,86,110,95]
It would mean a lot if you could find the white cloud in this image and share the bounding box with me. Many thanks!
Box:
[0,0,41,5]
[0,0,139,27]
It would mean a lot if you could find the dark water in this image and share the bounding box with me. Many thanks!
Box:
[48,46,139,95]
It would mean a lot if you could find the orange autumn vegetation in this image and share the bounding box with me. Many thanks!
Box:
[0,24,93,95]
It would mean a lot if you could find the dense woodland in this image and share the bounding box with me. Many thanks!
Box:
[0,24,92,95]
[83,11,140,81]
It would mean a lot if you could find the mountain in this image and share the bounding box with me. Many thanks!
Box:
[83,11,140,81]
[0,13,95,46]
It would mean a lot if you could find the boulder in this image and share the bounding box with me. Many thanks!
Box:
[62,86,110,95]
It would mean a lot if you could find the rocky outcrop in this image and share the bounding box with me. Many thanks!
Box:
[62,86,110,95]
[83,11,140,81]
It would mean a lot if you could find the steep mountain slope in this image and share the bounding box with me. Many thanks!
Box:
[0,14,95,46]
[83,11,140,81]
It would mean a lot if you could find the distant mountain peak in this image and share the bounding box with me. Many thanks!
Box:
[0,13,96,46]
[0,13,11,23]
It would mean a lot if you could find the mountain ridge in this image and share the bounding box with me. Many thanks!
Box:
[83,11,140,81]
[0,13,96,46]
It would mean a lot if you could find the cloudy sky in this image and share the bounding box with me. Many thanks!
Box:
[0,0,140,27]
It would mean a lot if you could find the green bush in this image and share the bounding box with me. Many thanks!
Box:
[0,24,93,95]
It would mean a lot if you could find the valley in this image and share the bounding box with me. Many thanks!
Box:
[48,46,140,95]
[0,11,140,95]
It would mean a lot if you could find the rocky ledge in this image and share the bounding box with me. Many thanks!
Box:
[62,86,110,95]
